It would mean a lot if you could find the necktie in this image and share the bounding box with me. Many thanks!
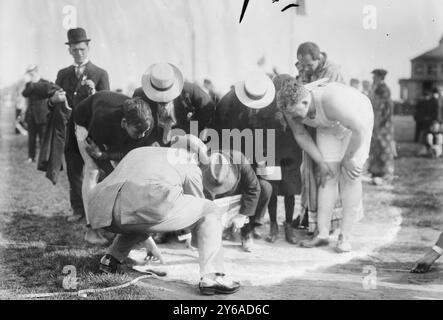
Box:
[158,104,176,144]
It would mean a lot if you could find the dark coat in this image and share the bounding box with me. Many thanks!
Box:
[214,89,273,166]
[213,150,261,218]
[132,82,215,146]
[37,61,109,184]
[255,101,303,195]
[21,79,51,125]
[34,82,70,184]
[415,97,439,124]
[55,61,110,153]
[214,89,252,132]
[74,91,156,173]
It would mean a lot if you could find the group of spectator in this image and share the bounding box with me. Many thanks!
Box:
[14,25,443,294]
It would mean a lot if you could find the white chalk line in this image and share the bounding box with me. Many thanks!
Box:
[299,272,443,295]
[13,273,175,299]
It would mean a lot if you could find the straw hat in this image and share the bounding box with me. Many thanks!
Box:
[141,63,184,103]
[234,71,275,109]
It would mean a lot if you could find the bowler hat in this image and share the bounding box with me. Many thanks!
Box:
[65,28,91,45]
[371,69,387,77]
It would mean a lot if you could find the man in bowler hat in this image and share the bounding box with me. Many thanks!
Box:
[49,27,110,244]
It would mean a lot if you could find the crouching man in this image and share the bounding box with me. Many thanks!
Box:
[82,142,244,295]
[74,91,155,245]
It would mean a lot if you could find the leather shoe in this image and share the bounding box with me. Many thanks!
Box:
[241,235,254,252]
[252,228,262,240]
[99,254,120,274]
[85,229,109,246]
[265,222,278,243]
[284,222,297,244]
[300,236,329,248]
[199,273,240,295]
[67,214,84,223]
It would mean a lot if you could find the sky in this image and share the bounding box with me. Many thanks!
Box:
[1,0,442,99]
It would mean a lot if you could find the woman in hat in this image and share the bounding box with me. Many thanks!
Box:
[368,69,395,182]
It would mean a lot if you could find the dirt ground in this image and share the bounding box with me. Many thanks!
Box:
[0,99,442,300]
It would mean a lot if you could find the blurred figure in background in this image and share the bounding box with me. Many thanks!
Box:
[417,120,443,158]
[13,79,28,136]
[368,69,395,183]
[414,89,439,143]
[362,80,371,97]
[350,78,360,91]
[21,65,50,163]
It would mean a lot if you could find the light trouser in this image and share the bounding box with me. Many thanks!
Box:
[105,193,225,277]
[317,162,363,240]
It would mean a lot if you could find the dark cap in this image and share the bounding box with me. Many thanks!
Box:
[371,69,388,77]
[65,28,91,45]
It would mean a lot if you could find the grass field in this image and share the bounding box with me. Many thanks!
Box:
[0,131,442,299]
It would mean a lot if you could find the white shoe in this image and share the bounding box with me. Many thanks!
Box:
[336,235,352,253]
[84,229,109,246]
[199,273,241,295]
[241,235,254,252]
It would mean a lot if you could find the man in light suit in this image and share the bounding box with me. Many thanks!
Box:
[49,27,110,244]
[83,138,245,295]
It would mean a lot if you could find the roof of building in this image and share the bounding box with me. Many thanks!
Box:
[413,36,443,61]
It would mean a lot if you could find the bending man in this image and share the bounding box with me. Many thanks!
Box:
[277,80,374,252]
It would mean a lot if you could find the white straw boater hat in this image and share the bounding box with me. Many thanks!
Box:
[141,62,184,103]
[234,71,275,109]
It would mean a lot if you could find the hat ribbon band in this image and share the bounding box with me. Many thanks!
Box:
[244,86,267,101]
[151,79,174,92]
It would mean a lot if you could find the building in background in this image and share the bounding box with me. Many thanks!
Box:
[399,36,443,103]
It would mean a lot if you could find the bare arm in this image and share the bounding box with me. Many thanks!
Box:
[283,112,333,186]
[283,113,325,165]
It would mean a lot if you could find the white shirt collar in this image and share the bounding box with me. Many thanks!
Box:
[73,59,89,68]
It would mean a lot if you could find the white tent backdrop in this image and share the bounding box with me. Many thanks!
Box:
[1,0,443,98]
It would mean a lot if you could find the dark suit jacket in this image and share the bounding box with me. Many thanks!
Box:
[55,61,110,153]
[214,89,252,132]
[214,89,268,165]
[74,91,156,174]
[212,150,261,217]
[132,82,215,146]
[22,79,51,125]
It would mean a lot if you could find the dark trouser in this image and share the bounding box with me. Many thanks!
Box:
[436,232,443,249]
[65,150,85,217]
[241,179,272,237]
[268,194,295,224]
[27,120,46,160]
[415,121,430,143]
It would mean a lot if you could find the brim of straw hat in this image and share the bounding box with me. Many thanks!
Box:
[141,63,184,103]
[234,77,275,109]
